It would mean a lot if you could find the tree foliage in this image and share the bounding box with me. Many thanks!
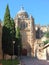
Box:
[4,5,11,28]
[15,27,22,56]
[44,40,49,45]
[44,31,49,45]
[2,5,22,58]
[16,27,21,39]
[45,31,49,38]
[2,5,15,56]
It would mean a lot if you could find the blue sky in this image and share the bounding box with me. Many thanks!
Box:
[0,0,49,25]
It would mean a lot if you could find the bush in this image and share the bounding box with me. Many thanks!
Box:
[44,40,49,45]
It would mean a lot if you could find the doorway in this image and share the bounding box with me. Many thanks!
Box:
[22,48,27,56]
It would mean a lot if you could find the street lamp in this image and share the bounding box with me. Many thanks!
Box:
[13,41,15,59]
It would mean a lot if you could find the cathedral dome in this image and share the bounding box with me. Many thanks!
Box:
[17,7,28,18]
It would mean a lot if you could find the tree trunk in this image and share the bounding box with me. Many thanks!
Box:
[3,53,4,59]
[11,55,12,60]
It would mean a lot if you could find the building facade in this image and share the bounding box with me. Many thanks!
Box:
[14,7,36,57]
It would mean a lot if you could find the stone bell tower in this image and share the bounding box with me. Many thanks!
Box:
[14,7,36,57]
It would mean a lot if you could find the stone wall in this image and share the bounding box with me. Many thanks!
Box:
[37,47,47,60]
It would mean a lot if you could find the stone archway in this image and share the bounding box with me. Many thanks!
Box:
[22,43,31,56]
[22,48,27,56]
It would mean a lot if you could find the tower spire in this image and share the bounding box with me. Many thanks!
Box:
[21,5,24,11]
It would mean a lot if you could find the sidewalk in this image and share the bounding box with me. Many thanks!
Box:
[20,56,49,65]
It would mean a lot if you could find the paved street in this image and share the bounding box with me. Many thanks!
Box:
[20,56,49,65]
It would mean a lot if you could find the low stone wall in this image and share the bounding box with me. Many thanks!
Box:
[0,54,3,60]
[37,48,47,60]
[5,54,16,60]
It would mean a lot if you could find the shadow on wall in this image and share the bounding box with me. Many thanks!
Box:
[35,47,37,58]
[46,49,49,60]
[36,27,43,39]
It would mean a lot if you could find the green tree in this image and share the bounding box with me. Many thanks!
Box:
[4,5,11,27]
[15,27,22,56]
[16,27,21,39]
[2,5,11,59]
[45,31,49,38]
[9,18,15,60]
[44,31,49,45]
[44,40,49,45]
[2,5,15,59]
[10,18,15,40]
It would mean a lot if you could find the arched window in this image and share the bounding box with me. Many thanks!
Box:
[20,22,27,30]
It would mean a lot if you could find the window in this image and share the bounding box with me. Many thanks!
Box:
[20,22,28,30]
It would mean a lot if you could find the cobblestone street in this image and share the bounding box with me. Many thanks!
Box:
[21,56,49,65]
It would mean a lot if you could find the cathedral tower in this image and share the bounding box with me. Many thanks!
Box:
[14,7,36,57]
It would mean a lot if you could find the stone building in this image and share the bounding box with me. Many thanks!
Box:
[14,7,49,59]
[14,7,36,57]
